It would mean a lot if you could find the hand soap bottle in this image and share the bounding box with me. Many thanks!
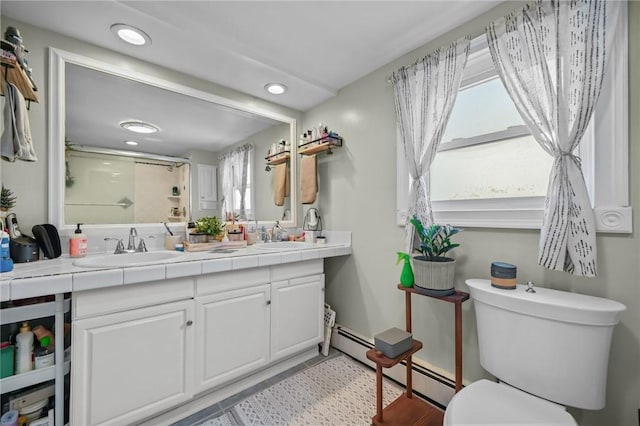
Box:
[69,223,88,257]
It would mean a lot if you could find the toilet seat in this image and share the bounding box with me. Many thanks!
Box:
[444,379,577,425]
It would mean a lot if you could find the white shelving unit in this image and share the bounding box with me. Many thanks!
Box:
[1,294,70,425]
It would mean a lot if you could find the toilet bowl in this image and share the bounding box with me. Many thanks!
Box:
[444,279,625,425]
[444,380,576,425]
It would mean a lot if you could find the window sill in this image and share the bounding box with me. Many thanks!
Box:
[397,198,632,233]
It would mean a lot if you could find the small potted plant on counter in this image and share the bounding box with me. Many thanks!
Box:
[1,184,17,221]
[194,216,224,242]
[409,215,462,297]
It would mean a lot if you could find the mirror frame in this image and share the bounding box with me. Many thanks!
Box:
[48,47,297,232]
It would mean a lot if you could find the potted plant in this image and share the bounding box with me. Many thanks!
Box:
[1,184,17,221]
[194,216,224,241]
[409,215,462,296]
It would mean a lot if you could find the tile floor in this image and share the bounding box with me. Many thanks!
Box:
[170,349,343,426]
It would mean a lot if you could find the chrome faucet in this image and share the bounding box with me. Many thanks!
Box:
[127,227,138,252]
[272,221,283,242]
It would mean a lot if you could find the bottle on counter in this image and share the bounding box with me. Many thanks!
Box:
[15,322,34,374]
[69,223,88,257]
[0,229,12,272]
[34,336,54,369]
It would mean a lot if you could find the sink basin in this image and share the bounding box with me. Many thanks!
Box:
[73,251,186,268]
[253,242,316,251]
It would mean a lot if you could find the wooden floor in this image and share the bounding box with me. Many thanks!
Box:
[372,394,444,426]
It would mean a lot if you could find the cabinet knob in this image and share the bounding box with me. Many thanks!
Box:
[266,300,271,305]
[186,320,193,326]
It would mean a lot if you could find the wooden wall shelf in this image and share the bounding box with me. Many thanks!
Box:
[265,151,290,166]
[1,54,39,103]
[366,284,470,425]
[298,135,342,156]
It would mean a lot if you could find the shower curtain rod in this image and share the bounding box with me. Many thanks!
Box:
[68,144,192,165]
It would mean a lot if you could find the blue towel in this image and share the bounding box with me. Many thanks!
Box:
[1,81,37,162]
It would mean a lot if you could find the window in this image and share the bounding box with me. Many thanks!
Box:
[220,145,255,221]
[397,7,630,233]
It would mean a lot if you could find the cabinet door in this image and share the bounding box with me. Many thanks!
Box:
[197,164,217,210]
[71,300,194,426]
[271,274,324,361]
[195,284,270,393]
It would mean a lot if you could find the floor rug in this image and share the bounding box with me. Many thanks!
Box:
[197,413,238,426]
[230,355,403,425]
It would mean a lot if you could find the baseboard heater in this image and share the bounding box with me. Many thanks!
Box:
[330,324,456,409]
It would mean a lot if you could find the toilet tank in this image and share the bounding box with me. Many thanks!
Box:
[466,279,625,410]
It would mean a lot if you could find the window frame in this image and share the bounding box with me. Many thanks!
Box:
[396,5,630,233]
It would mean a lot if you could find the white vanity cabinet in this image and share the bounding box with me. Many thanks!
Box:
[70,259,326,425]
[194,268,271,393]
[71,278,195,426]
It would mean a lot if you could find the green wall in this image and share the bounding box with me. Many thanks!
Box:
[312,3,639,425]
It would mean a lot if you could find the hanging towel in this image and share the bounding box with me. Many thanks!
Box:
[1,82,36,162]
[301,154,317,204]
[273,163,287,206]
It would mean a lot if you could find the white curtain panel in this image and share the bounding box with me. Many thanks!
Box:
[219,155,233,219]
[392,38,470,252]
[487,0,619,277]
[219,144,253,220]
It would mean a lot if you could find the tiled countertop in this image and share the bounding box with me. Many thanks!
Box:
[0,232,351,301]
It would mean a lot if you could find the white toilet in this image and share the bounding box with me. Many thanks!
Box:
[444,278,626,425]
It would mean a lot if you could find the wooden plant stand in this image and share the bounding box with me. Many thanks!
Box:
[366,285,470,425]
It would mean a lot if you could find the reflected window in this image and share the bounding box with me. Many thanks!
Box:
[220,144,254,221]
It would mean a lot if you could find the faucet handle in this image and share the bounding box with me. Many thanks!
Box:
[137,235,155,252]
[104,237,125,254]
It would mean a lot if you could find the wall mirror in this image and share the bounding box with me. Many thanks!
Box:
[48,48,297,231]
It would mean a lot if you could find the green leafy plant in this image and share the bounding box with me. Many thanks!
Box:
[1,184,17,210]
[195,216,224,236]
[410,215,462,261]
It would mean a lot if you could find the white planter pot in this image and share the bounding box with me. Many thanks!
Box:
[411,256,456,297]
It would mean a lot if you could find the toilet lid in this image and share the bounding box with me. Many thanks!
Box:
[444,380,577,425]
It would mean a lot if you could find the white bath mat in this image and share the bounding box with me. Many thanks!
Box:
[230,355,403,425]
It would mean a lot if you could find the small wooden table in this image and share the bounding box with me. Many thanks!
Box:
[366,285,470,425]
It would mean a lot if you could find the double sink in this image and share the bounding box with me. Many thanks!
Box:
[72,241,318,268]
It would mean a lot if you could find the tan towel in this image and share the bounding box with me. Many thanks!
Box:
[301,154,317,204]
[274,163,287,206]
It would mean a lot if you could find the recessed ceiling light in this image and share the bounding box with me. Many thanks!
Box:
[125,140,139,146]
[120,120,159,134]
[264,83,287,95]
[110,23,151,46]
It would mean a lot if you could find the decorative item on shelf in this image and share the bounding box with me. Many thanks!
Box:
[172,186,180,196]
[194,216,224,241]
[396,252,414,288]
[409,215,462,297]
[264,139,290,171]
[298,123,343,156]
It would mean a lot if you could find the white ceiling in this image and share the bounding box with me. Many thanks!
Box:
[2,1,502,156]
[2,1,501,111]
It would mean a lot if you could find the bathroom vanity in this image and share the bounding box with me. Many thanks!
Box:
[0,237,350,425]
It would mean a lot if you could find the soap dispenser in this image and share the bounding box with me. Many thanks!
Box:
[396,252,414,288]
[69,223,88,257]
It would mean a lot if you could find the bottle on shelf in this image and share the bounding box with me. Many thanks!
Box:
[15,321,34,374]
[34,335,54,369]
